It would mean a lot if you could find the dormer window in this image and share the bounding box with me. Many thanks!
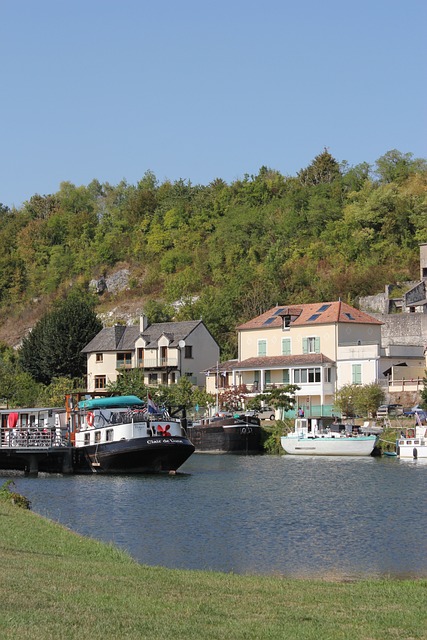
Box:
[283,315,291,330]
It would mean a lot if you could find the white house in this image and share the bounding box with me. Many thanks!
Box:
[82,315,219,393]
[205,300,383,417]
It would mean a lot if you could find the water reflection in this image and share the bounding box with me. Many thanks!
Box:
[6,454,427,579]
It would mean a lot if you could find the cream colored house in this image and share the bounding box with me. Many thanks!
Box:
[206,301,383,417]
[82,315,219,393]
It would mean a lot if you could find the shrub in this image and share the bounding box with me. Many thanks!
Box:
[0,480,31,509]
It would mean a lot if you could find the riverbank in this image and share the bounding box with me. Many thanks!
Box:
[0,501,426,640]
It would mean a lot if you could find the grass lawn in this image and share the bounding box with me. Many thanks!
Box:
[0,499,426,640]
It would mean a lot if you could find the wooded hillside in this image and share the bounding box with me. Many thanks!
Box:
[1,149,426,358]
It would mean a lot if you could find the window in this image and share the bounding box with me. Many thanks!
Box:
[265,370,271,385]
[95,375,106,390]
[352,364,362,384]
[116,352,132,368]
[137,348,144,366]
[84,433,90,445]
[106,429,113,442]
[293,368,321,384]
[282,369,290,383]
[148,373,158,385]
[308,368,321,383]
[184,345,193,359]
[303,337,320,354]
[283,315,291,330]
[95,431,101,443]
[325,367,332,383]
[258,340,267,356]
[282,338,291,355]
[96,353,103,363]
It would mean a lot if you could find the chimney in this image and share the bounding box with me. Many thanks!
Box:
[114,325,126,347]
[140,314,149,332]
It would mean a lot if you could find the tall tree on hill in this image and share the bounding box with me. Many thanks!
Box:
[19,291,102,385]
[298,148,341,185]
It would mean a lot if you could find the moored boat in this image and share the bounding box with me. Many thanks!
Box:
[280,417,377,456]
[396,423,427,459]
[0,396,195,475]
[187,413,263,454]
[72,395,195,473]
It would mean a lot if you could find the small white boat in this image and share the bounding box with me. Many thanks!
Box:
[396,424,427,459]
[280,418,377,456]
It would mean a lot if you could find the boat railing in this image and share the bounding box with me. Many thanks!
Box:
[80,409,173,430]
[0,427,70,449]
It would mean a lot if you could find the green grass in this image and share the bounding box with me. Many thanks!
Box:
[0,501,426,640]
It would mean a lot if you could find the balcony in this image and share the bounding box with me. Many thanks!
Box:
[136,358,179,369]
[337,342,380,360]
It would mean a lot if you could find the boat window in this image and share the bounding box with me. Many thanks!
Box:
[95,431,101,443]
[84,433,90,445]
[106,429,113,442]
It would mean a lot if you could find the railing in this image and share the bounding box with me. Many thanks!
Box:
[0,428,69,448]
[378,377,424,392]
[136,358,179,369]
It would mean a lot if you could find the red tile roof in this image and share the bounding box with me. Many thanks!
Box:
[237,301,382,330]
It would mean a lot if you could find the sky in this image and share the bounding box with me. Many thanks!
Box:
[1,0,426,208]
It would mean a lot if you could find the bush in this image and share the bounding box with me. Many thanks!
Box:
[0,480,31,509]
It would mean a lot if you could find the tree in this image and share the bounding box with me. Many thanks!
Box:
[334,383,384,418]
[37,376,85,408]
[19,291,102,384]
[106,369,147,398]
[258,385,299,419]
[0,360,42,408]
[420,373,427,408]
[158,377,215,414]
[375,150,427,184]
[298,149,341,185]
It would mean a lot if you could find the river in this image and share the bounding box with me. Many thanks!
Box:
[5,454,427,579]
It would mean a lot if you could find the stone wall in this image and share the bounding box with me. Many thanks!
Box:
[372,313,427,347]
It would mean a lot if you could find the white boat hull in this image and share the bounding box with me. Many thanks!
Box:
[281,435,377,456]
[396,426,427,459]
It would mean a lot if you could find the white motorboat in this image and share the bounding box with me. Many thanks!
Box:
[280,418,377,456]
[396,422,427,459]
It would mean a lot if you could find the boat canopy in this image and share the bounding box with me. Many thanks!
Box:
[78,395,145,410]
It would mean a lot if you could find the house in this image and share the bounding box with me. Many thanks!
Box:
[359,243,427,400]
[205,301,383,417]
[82,315,220,393]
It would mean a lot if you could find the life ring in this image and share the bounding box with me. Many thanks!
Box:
[87,412,94,427]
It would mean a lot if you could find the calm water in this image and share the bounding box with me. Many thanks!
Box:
[5,454,427,579]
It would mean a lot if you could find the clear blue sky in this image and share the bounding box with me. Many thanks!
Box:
[1,0,426,208]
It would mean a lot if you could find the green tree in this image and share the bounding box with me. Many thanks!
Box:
[298,149,341,185]
[258,385,299,419]
[375,149,427,184]
[334,383,384,418]
[0,361,42,408]
[37,376,85,407]
[106,369,147,398]
[420,373,427,408]
[19,291,102,384]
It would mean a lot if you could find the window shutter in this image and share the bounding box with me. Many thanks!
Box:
[315,337,320,353]
[302,338,308,354]
[258,340,267,356]
[352,364,362,384]
[282,338,291,355]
